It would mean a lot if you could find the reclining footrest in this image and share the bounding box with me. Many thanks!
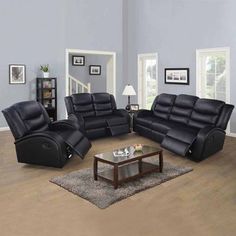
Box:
[106,118,130,136]
[53,129,91,159]
[161,127,197,156]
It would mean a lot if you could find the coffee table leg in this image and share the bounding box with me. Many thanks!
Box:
[159,151,163,173]
[114,164,118,189]
[138,159,143,176]
[94,158,98,181]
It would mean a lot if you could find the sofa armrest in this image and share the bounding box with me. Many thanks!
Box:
[69,113,84,125]
[113,109,130,121]
[190,126,226,161]
[15,131,65,146]
[49,119,80,131]
[134,109,153,118]
[197,126,220,140]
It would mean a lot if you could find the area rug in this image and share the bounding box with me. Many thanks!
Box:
[50,161,192,209]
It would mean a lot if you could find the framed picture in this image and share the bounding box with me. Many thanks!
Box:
[72,56,85,66]
[9,64,26,84]
[130,104,139,111]
[89,65,101,75]
[165,68,189,85]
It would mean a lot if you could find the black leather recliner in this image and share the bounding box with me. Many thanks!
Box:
[2,101,91,167]
[65,93,130,139]
[133,93,234,162]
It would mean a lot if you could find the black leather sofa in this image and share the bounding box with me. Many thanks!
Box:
[65,93,130,139]
[133,93,234,162]
[2,101,91,167]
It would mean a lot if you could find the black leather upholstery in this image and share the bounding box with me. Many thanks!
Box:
[65,93,130,139]
[2,101,91,167]
[71,93,95,118]
[134,93,234,161]
[169,94,198,124]
[188,98,225,129]
[152,94,176,119]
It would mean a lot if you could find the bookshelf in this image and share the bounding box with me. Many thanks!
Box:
[36,77,57,121]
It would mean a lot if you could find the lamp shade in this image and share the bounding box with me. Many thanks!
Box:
[122,84,136,96]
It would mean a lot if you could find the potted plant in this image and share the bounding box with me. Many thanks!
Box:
[40,64,50,78]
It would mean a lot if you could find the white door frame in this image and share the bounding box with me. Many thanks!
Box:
[65,49,116,97]
[196,47,230,132]
[137,53,158,109]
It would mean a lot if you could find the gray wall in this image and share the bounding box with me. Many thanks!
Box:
[64,0,127,106]
[1,0,236,132]
[0,0,66,127]
[69,54,111,93]
[127,0,236,132]
[0,0,125,127]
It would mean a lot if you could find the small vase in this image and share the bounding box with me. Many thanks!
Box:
[43,72,50,78]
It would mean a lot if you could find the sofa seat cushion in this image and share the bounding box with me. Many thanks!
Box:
[106,116,127,126]
[135,117,154,129]
[152,118,192,134]
[152,118,174,134]
[166,126,199,144]
[84,117,107,130]
[84,115,128,130]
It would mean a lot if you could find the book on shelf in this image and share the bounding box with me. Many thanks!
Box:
[43,90,52,98]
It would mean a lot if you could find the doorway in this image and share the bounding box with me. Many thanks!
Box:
[65,49,116,97]
[138,53,158,109]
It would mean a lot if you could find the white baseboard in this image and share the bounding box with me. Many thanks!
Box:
[0,126,10,131]
[227,133,236,137]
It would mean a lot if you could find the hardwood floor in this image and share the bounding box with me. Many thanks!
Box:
[0,131,236,236]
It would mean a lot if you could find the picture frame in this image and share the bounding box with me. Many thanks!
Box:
[9,64,26,84]
[89,65,101,75]
[130,104,139,111]
[72,56,85,66]
[165,68,189,85]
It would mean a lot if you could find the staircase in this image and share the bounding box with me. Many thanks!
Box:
[68,75,91,95]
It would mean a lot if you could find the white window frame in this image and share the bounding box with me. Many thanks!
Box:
[196,47,230,132]
[137,53,158,109]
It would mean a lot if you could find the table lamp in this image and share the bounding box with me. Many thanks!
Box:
[122,84,136,110]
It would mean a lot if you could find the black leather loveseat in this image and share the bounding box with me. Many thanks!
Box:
[2,101,91,167]
[133,93,234,162]
[65,93,130,139]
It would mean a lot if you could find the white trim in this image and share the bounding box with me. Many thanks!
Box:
[227,133,236,138]
[196,47,231,133]
[65,49,116,98]
[196,47,230,103]
[69,75,91,92]
[137,53,158,109]
[0,127,10,131]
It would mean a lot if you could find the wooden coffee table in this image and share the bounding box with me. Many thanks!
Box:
[93,145,163,189]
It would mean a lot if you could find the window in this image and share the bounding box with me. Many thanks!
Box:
[196,48,230,102]
[138,53,158,109]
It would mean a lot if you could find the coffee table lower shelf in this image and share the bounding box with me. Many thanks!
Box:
[96,161,160,189]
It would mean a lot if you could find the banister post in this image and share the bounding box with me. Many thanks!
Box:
[87,83,91,93]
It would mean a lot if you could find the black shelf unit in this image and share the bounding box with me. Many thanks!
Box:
[36,77,57,121]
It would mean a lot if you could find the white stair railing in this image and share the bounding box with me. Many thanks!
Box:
[69,75,91,95]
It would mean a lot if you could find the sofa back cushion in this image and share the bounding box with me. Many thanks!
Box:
[2,101,50,139]
[92,93,116,117]
[151,93,176,120]
[71,93,95,118]
[169,94,198,124]
[189,98,225,129]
